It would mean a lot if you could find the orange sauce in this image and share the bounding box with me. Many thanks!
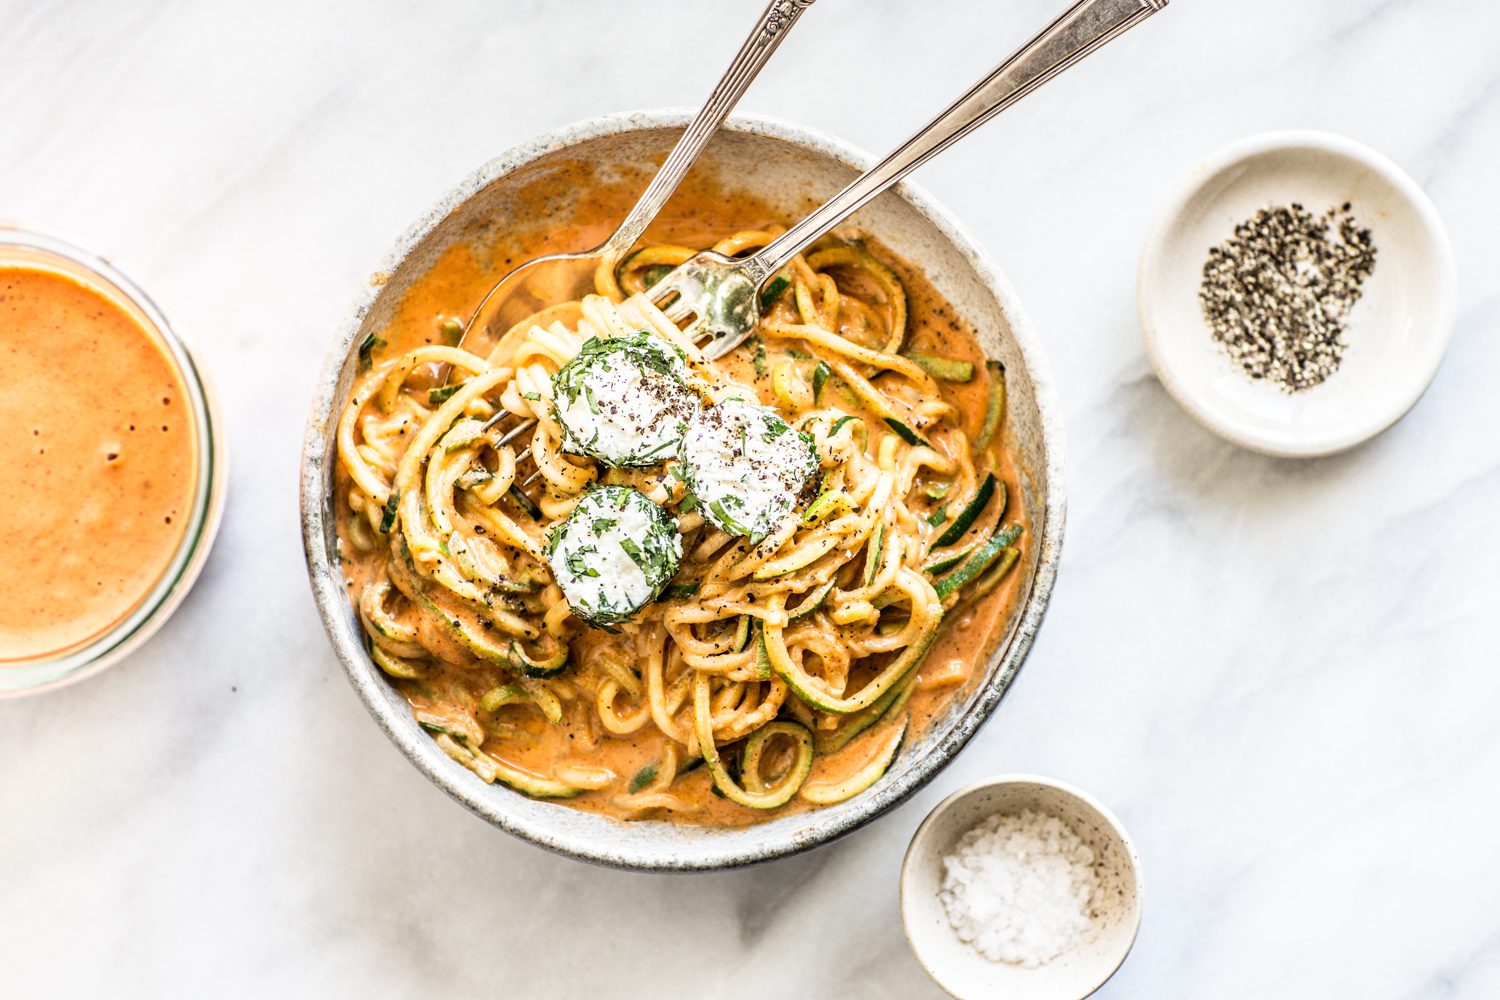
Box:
[0,266,196,661]
[338,164,1030,825]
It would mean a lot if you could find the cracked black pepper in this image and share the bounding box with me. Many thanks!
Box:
[1199,202,1377,392]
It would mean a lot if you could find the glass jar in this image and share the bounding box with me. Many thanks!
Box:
[0,228,227,695]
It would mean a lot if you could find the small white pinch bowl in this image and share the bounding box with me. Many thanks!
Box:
[900,775,1143,1000]
[1139,130,1455,458]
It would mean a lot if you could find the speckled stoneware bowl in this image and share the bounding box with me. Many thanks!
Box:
[300,111,1066,871]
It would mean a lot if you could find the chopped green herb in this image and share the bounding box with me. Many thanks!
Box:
[427,384,462,405]
[378,491,400,533]
[751,338,768,376]
[812,361,832,402]
[358,332,386,372]
[708,499,749,537]
[629,761,659,793]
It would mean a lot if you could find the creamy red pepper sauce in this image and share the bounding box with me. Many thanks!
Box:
[0,266,196,661]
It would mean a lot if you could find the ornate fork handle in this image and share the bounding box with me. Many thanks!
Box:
[746,0,1166,282]
[601,0,817,259]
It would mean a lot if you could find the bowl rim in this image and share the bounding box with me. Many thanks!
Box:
[1137,128,1457,459]
[898,773,1144,1000]
[299,109,1067,870]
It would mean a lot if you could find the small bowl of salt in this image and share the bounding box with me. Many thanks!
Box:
[900,775,1142,1000]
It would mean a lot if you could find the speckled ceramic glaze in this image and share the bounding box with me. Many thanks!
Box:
[900,775,1143,1000]
[299,111,1066,871]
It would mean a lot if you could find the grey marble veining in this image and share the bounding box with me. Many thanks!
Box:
[2,0,1497,997]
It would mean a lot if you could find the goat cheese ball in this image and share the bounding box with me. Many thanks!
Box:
[678,397,819,540]
[551,330,699,467]
[544,485,682,627]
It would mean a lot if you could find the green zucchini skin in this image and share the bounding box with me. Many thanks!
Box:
[814,672,917,755]
[358,332,386,371]
[883,417,932,449]
[812,361,832,402]
[975,360,1007,453]
[925,486,1012,576]
[787,580,835,621]
[506,484,542,520]
[932,473,997,549]
[660,581,701,601]
[904,352,975,382]
[758,274,791,311]
[802,718,909,805]
[925,542,977,577]
[427,384,462,405]
[829,415,863,439]
[508,639,567,678]
[801,488,852,526]
[378,491,400,533]
[863,522,888,586]
[934,524,1023,600]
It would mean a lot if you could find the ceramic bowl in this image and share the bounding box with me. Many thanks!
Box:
[901,775,1143,1000]
[1139,130,1455,458]
[300,110,1066,870]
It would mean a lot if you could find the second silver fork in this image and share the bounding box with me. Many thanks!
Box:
[652,0,1170,360]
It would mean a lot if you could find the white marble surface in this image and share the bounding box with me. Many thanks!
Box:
[3,1,1498,996]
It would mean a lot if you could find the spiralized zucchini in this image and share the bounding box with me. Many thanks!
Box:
[334,228,1023,819]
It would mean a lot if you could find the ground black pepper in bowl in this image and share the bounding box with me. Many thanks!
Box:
[1199,203,1377,392]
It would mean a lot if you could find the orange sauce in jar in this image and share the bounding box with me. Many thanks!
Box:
[0,266,197,661]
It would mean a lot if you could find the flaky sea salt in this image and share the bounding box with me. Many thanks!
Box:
[938,809,1100,968]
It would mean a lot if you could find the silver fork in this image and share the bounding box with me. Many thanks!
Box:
[459,0,817,362]
[651,0,1170,359]
[465,0,817,492]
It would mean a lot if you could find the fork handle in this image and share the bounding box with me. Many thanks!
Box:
[601,0,817,260]
[748,0,1167,281]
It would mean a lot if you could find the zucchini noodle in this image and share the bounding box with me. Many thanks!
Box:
[335,228,1025,822]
